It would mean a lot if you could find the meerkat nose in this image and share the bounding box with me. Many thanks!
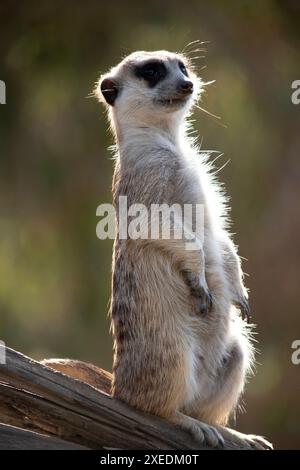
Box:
[178,80,194,94]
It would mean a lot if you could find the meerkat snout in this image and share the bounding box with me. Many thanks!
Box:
[177,79,194,94]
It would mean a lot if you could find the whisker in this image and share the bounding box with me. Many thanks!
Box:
[185,48,207,55]
[194,104,227,128]
[188,56,206,62]
[213,158,231,174]
[181,40,209,54]
[181,40,202,53]
[210,152,225,166]
[202,80,216,86]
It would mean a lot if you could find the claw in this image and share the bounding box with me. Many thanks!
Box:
[181,270,213,316]
[195,287,213,315]
[245,434,273,450]
[235,297,251,324]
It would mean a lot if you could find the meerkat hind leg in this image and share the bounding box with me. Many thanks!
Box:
[215,425,273,450]
[168,411,225,448]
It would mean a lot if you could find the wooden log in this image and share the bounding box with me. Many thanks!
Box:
[0,423,89,450]
[0,347,270,450]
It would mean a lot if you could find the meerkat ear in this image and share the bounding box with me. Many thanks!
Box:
[100,77,119,106]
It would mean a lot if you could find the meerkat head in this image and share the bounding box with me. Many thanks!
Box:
[96,50,202,133]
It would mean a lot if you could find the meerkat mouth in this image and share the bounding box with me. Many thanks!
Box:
[156,96,190,107]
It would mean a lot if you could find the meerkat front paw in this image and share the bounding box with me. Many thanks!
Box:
[181,270,213,315]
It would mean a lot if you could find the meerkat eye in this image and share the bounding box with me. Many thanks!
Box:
[135,61,167,87]
[179,62,188,77]
[143,68,158,78]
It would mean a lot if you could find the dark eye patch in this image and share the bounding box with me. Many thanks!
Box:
[134,60,167,88]
[178,61,188,77]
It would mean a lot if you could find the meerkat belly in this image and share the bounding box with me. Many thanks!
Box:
[178,164,232,324]
[175,166,240,403]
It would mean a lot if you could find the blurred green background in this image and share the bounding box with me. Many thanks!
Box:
[0,0,299,449]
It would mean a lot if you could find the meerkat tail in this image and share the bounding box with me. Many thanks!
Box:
[41,358,112,394]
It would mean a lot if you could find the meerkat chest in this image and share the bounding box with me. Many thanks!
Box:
[116,143,208,218]
[177,162,205,206]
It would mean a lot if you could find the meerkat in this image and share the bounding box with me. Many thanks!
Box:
[42,50,272,449]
